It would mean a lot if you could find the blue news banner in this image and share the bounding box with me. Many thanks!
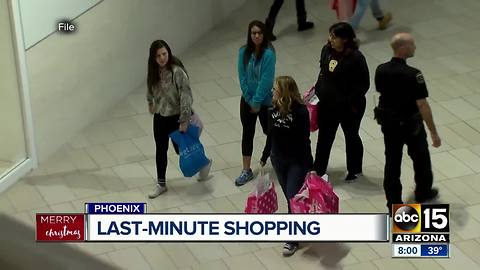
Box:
[421,244,448,257]
[393,244,449,258]
[86,203,146,214]
[83,203,390,242]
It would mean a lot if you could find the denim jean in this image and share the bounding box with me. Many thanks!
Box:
[270,155,309,214]
[349,0,384,29]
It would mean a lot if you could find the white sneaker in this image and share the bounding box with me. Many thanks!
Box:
[148,184,167,198]
[198,159,212,181]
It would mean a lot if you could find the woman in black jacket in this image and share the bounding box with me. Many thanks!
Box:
[313,22,370,181]
[270,75,313,256]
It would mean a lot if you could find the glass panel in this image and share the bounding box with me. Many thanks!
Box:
[0,0,28,178]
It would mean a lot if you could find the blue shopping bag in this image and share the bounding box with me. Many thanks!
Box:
[169,125,209,177]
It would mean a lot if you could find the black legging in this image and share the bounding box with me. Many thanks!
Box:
[240,97,271,163]
[313,98,366,175]
[153,113,180,183]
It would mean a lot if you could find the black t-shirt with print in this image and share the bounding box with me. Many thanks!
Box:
[269,102,313,166]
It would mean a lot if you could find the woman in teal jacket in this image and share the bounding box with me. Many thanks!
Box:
[235,20,276,186]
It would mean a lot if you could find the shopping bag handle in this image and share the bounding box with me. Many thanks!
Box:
[258,166,264,176]
[306,171,329,182]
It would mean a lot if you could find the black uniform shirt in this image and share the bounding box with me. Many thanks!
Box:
[375,57,428,118]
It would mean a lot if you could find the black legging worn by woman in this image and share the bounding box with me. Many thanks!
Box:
[240,97,271,163]
[153,114,180,183]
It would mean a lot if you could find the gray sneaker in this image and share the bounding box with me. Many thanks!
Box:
[235,169,254,186]
[198,159,212,181]
[148,184,167,198]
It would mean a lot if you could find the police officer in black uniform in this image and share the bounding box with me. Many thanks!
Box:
[374,33,441,214]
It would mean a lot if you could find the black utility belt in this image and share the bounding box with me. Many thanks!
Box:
[373,106,421,126]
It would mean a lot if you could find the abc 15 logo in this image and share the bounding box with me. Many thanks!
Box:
[392,204,449,233]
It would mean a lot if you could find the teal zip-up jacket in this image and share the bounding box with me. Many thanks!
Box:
[238,46,276,110]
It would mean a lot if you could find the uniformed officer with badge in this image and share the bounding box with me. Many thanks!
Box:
[313,22,370,182]
[374,33,441,214]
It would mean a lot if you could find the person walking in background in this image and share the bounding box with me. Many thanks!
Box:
[236,20,276,186]
[313,22,370,182]
[265,0,314,41]
[146,40,212,198]
[270,76,313,256]
[349,0,392,30]
[375,33,440,214]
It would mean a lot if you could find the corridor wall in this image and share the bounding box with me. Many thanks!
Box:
[23,0,246,161]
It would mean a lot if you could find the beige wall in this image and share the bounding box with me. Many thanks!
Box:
[25,0,246,161]
[0,0,26,165]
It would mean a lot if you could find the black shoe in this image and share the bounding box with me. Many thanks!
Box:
[298,21,314,31]
[387,199,403,217]
[282,242,298,257]
[264,29,276,41]
[387,201,403,216]
[345,172,362,182]
[415,188,439,203]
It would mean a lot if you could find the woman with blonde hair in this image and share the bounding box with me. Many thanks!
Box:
[269,76,313,256]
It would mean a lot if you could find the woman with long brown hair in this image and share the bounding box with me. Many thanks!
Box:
[146,40,212,198]
[270,76,313,256]
[236,20,276,186]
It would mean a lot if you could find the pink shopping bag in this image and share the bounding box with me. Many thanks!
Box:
[303,86,319,132]
[290,172,339,214]
[244,171,278,214]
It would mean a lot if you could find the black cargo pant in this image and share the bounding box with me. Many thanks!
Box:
[381,120,433,209]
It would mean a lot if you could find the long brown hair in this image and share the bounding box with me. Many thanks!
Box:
[147,40,187,91]
[242,20,274,67]
[273,76,304,118]
[326,22,359,55]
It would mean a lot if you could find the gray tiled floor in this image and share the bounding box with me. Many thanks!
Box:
[2,0,480,269]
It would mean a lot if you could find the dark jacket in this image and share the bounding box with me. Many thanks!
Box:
[269,102,313,167]
[315,45,370,107]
